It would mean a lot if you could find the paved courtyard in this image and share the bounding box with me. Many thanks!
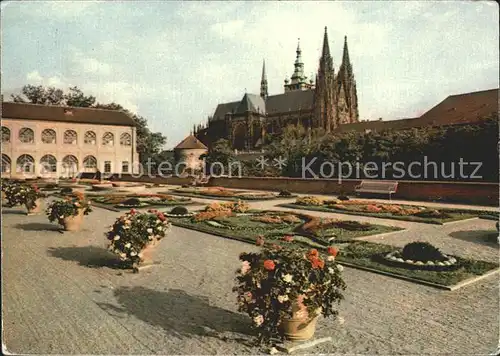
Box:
[2,193,499,354]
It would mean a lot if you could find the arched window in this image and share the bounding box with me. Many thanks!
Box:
[120,132,132,146]
[19,128,34,144]
[1,154,11,173]
[40,154,57,173]
[16,154,35,173]
[2,126,11,143]
[62,155,79,176]
[64,130,78,144]
[41,129,57,144]
[84,131,96,145]
[83,155,97,172]
[102,132,114,146]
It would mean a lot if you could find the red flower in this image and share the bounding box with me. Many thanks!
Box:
[271,243,282,251]
[129,209,137,215]
[157,212,166,221]
[310,257,325,269]
[256,235,264,246]
[327,247,339,257]
[263,259,275,271]
[307,249,319,260]
[282,235,294,242]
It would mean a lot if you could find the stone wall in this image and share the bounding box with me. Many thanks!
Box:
[114,174,498,206]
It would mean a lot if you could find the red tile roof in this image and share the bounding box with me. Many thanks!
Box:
[174,134,208,150]
[1,102,136,126]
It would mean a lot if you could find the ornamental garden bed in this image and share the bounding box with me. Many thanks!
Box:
[168,186,297,201]
[88,193,195,211]
[167,208,402,247]
[278,197,496,225]
[336,241,499,289]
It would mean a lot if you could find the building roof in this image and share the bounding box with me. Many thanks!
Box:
[1,101,137,126]
[417,88,498,126]
[174,134,208,150]
[337,88,499,133]
[211,90,314,120]
[235,93,267,114]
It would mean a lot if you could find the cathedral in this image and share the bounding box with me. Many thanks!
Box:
[195,27,359,150]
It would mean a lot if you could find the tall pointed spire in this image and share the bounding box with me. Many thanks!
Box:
[319,26,333,73]
[260,59,268,99]
[341,35,353,77]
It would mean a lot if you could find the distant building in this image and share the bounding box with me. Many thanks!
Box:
[196,27,359,150]
[336,88,499,133]
[1,102,139,178]
[173,134,207,174]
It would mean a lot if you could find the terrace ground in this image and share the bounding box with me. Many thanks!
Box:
[2,189,499,354]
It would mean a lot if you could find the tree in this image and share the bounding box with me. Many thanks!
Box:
[65,86,96,107]
[11,85,64,105]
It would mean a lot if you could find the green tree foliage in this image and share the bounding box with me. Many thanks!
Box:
[262,117,498,181]
[11,85,167,165]
[201,139,239,175]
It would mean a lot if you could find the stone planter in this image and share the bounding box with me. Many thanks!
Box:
[139,240,160,266]
[280,299,319,341]
[61,210,85,231]
[25,198,43,215]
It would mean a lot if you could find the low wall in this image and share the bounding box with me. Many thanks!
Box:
[113,174,499,206]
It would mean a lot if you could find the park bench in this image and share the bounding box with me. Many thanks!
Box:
[354,180,398,200]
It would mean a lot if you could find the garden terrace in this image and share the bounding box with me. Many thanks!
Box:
[167,209,402,247]
[89,193,195,211]
[279,197,498,225]
[168,186,297,201]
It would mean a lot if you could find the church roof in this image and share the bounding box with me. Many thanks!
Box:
[1,101,136,126]
[211,90,314,120]
[235,93,266,114]
[174,134,208,150]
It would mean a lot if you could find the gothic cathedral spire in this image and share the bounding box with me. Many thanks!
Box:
[260,59,268,99]
[338,35,359,123]
[313,26,336,132]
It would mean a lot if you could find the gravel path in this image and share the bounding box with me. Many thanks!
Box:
[2,197,499,354]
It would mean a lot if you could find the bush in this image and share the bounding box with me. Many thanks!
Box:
[296,196,323,206]
[45,184,59,190]
[278,189,292,197]
[170,206,189,215]
[121,198,142,206]
[60,187,73,194]
[413,209,451,219]
[332,220,372,231]
[401,242,445,262]
[337,195,350,201]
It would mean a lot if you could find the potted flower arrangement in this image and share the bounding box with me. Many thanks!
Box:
[46,192,93,231]
[106,209,172,269]
[3,182,46,214]
[234,237,347,345]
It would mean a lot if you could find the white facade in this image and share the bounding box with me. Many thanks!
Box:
[1,118,138,178]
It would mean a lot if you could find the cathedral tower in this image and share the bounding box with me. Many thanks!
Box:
[260,59,268,99]
[337,36,359,123]
[313,27,337,132]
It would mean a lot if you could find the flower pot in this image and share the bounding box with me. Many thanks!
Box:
[140,240,159,265]
[25,198,43,215]
[61,209,84,231]
[280,298,319,341]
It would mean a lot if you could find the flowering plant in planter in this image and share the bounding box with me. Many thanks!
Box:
[3,182,45,209]
[234,238,347,345]
[46,192,93,225]
[106,209,172,266]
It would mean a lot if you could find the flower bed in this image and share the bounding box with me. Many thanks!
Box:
[168,187,297,201]
[90,193,194,210]
[168,208,401,248]
[280,197,488,224]
[338,241,498,287]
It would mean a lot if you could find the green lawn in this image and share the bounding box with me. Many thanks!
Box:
[167,188,296,202]
[335,241,499,287]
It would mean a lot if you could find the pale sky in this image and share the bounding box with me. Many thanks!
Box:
[1,1,498,149]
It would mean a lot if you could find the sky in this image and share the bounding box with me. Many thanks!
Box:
[1,0,498,149]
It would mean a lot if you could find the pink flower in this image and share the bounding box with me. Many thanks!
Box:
[240,261,251,274]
